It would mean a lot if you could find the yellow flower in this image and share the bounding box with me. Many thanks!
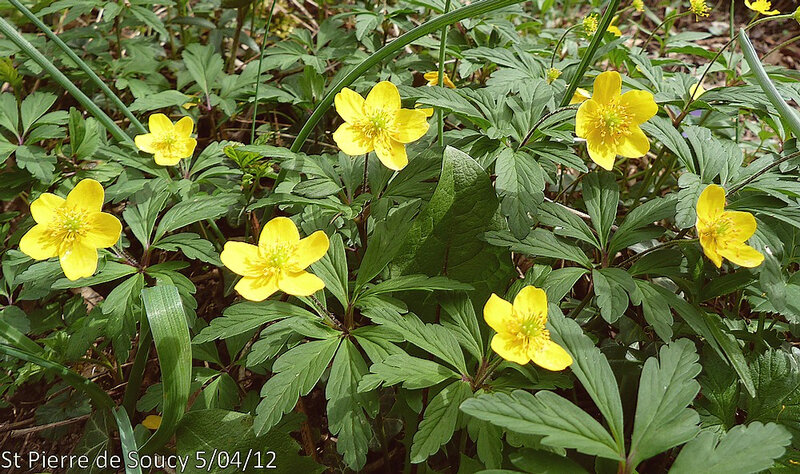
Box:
[690,0,711,19]
[633,0,644,13]
[745,0,779,15]
[547,67,562,84]
[220,217,329,301]
[575,71,657,170]
[689,83,706,100]
[570,88,592,105]
[19,179,122,281]
[695,184,764,268]
[134,113,198,166]
[142,415,162,430]
[583,14,599,35]
[415,103,435,118]
[332,81,430,171]
[423,71,456,89]
[484,286,572,370]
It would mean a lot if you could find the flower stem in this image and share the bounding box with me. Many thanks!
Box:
[437,0,452,147]
[251,0,279,144]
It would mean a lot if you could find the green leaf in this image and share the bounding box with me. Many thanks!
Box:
[669,422,791,474]
[582,171,619,249]
[495,147,545,239]
[548,304,625,451]
[16,145,55,183]
[20,91,57,134]
[359,352,459,391]
[193,301,317,343]
[410,380,472,463]
[390,146,514,304]
[254,338,340,435]
[154,233,222,266]
[129,90,192,112]
[182,43,224,96]
[326,339,377,471]
[139,285,193,454]
[461,390,622,461]
[360,274,472,299]
[52,261,137,289]
[154,194,238,242]
[309,233,349,308]
[608,195,676,256]
[640,116,693,172]
[635,280,673,342]
[355,201,417,292]
[440,293,484,360]
[176,410,324,474]
[697,349,739,431]
[746,350,800,446]
[484,228,592,268]
[509,448,589,474]
[591,268,640,323]
[629,339,701,466]
[538,201,600,249]
[362,303,467,375]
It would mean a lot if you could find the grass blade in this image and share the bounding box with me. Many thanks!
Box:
[113,408,144,474]
[9,0,146,134]
[0,16,132,144]
[139,285,192,454]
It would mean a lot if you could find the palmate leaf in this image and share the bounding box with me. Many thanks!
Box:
[359,352,459,391]
[460,390,622,461]
[495,146,545,239]
[153,194,238,242]
[253,338,340,436]
[746,350,800,447]
[669,422,791,474]
[629,339,701,467]
[410,380,473,463]
[193,301,318,343]
[326,339,378,471]
[582,171,619,249]
[484,228,592,268]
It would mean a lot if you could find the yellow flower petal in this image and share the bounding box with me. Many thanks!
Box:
[30,193,65,224]
[619,90,657,124]
[392,109,430,143]
[689,83,706,101]
[490,333,530,365]
[416,104,435,118]
[718,243,765,268]
[149,113,173,134]
[616,126,650,158]
[154,152,183,167]
[220,241,263,277]
[335,87,366,123]
[529,340,573,371]
[84,212,122,248]
[174,116,194,136]
[365,81,401,112]
[374,138,408,171]
[483,293,513,333]
[142,415,162,430]
[291,231,329,270]
[19,224,59,260]
[59,242,98,280]
[592,71,621,105]
[278,271,325,296]
[696,184,725,223]
[722,210,757,241]
[700,236,723,268]
[259,217,300,247]
[134,133,157,154]
[333,123,373,156]
[66,179,105,212]
[586,134,617,170]
[512,286,548,320]
[607,25,622,37]
[575,99,599,138]
[235,275,279,301]
[570,88,592,105]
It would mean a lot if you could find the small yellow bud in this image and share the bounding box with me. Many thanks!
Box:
[547,68,562,84]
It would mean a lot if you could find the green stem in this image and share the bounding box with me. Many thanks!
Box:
[436,0,452,147]
[739,28,800,139]
[726,150,800,196]
[0,16,132,144]
[642,10,691,48]
[289,0,529,153]
[8,0,146,134]
[251,0,279,143]
[617,238,698,267]
[559,0,621,108]
[551,24,582,69]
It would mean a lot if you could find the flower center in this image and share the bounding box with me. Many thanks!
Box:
[353,108,393,140]
[259,241,296,274]
[154,132,179,154]
[51,206,90,245]
[594,102,632,140]
[700,215,733,243]
[510,310,549,352]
